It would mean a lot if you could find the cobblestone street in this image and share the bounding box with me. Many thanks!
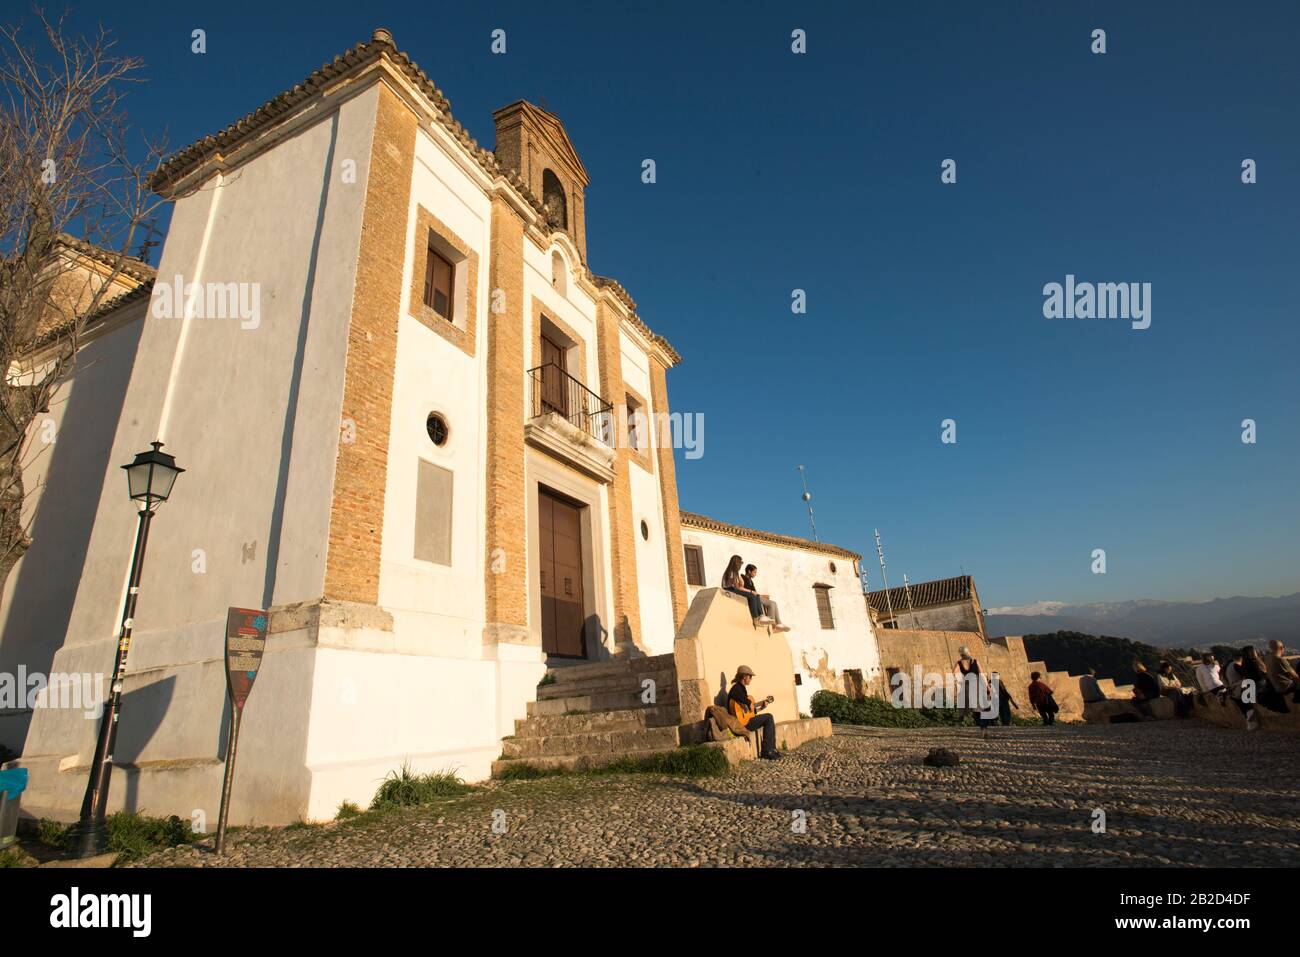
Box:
[134,723,1300,868]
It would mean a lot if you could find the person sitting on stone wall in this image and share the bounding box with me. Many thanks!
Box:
[1131,660,1162,717]
[1079,666,1107,705]
[1265,640,1300,705]
[728,665,780,760]
[1242,646,1288,716]
[1157,661,1194,717]
[1224,650,1258,731]
[1027,672,1058,726]
[721,554,773,626]
[1194,653,1226,697]
[742,564,791,633]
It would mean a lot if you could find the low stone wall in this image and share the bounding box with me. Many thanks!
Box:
[1190,691,1300,732]
[872,629,1098,721]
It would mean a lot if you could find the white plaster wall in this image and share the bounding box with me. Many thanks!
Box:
[379,123,491,659]
[621,330,675,653]
[523,239,596,381]
[5,82,381,819]
[631,463,673,653]
[0,308,146,755]
[681,526,881,715]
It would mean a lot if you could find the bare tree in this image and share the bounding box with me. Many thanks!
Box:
[0,7,166,600]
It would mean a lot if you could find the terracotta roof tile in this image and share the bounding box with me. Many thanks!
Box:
[866,575,975,615]
[56,233,156,283]
[680,510,860,561]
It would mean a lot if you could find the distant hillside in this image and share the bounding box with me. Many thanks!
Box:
[1022,631,1173,684]
[988,592,1300,649]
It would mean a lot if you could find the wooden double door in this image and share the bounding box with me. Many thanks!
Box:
[539,489,586,658]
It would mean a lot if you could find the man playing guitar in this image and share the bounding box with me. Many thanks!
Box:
[728,665,782,760]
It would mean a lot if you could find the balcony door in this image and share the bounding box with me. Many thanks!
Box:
[539,488,586,658]
[540,334,568,418]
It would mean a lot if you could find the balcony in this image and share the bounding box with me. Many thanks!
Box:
[525,363,617,483]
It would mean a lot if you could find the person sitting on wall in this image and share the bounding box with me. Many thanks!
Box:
[1078,666,1107,705]
[1242,646,1289,715]
[728,665,781,760]
[742,564,791,633]
[990,670,1019,726]
[722,555,774,626]
[1265,640,1300,705]
[1194,653,1226,697]
[1027,671,1058,725]
[1131,660,1162,717]
[1157,661,1194,717]
[1225,649,1259,731]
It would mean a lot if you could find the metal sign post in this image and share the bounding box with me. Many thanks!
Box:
[216,607,268,854]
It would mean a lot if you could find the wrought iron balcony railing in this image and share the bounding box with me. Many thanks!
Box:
[527,363,613,445]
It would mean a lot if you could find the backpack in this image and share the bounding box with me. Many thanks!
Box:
[706,705,749,739]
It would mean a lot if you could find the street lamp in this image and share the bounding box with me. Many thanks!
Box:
[75,441,183,857]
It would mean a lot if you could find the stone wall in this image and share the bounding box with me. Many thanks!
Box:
[674,587,800,726]
[872,629,1097,722]
[884,599,982,637]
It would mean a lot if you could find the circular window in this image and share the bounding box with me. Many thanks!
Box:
[640,520,650,541]
[426,413,449,447]
[829,561,838,574]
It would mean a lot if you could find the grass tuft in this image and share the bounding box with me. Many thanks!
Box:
[595,745,730,777]
[370,761,473,810]
[496,763,563,782]
[0,846,36,867]
[335,800,363,821]
[29,812,192,862]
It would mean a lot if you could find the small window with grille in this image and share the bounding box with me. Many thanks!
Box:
[814,584,835,630]
[684,545,705,586]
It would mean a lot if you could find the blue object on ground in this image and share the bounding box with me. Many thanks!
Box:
[0,768,29,796]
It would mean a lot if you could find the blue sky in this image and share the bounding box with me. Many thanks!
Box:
[44,0,1300,606]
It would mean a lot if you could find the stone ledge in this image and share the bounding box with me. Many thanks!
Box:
[524,413,616,483]
[268,598,394,635]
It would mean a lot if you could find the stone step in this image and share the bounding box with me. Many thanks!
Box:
[501,725,683,759]
[515,705,679,738]
[491,746,683,777]
[526,687,679,717]
[537,667,677,700]
[546,654,676,685]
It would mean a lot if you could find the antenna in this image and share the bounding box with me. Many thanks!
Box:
[903,573,919,629]
[875,529,895,627]
[796,465,818,542]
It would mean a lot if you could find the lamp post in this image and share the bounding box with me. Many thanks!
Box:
[76,441,183,857]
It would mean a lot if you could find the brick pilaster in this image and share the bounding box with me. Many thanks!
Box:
[650,357,689,629]
[323,82,415,603]
[482,195,530,644]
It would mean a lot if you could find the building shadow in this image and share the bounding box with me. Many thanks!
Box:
[0,324,144,755]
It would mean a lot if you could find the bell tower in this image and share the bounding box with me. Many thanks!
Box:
[493,101,589,262]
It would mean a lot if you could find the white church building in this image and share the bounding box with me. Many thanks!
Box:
[1,29,881,825]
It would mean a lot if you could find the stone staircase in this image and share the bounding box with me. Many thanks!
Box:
[491,650,832,777]
[492,655,702,776]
